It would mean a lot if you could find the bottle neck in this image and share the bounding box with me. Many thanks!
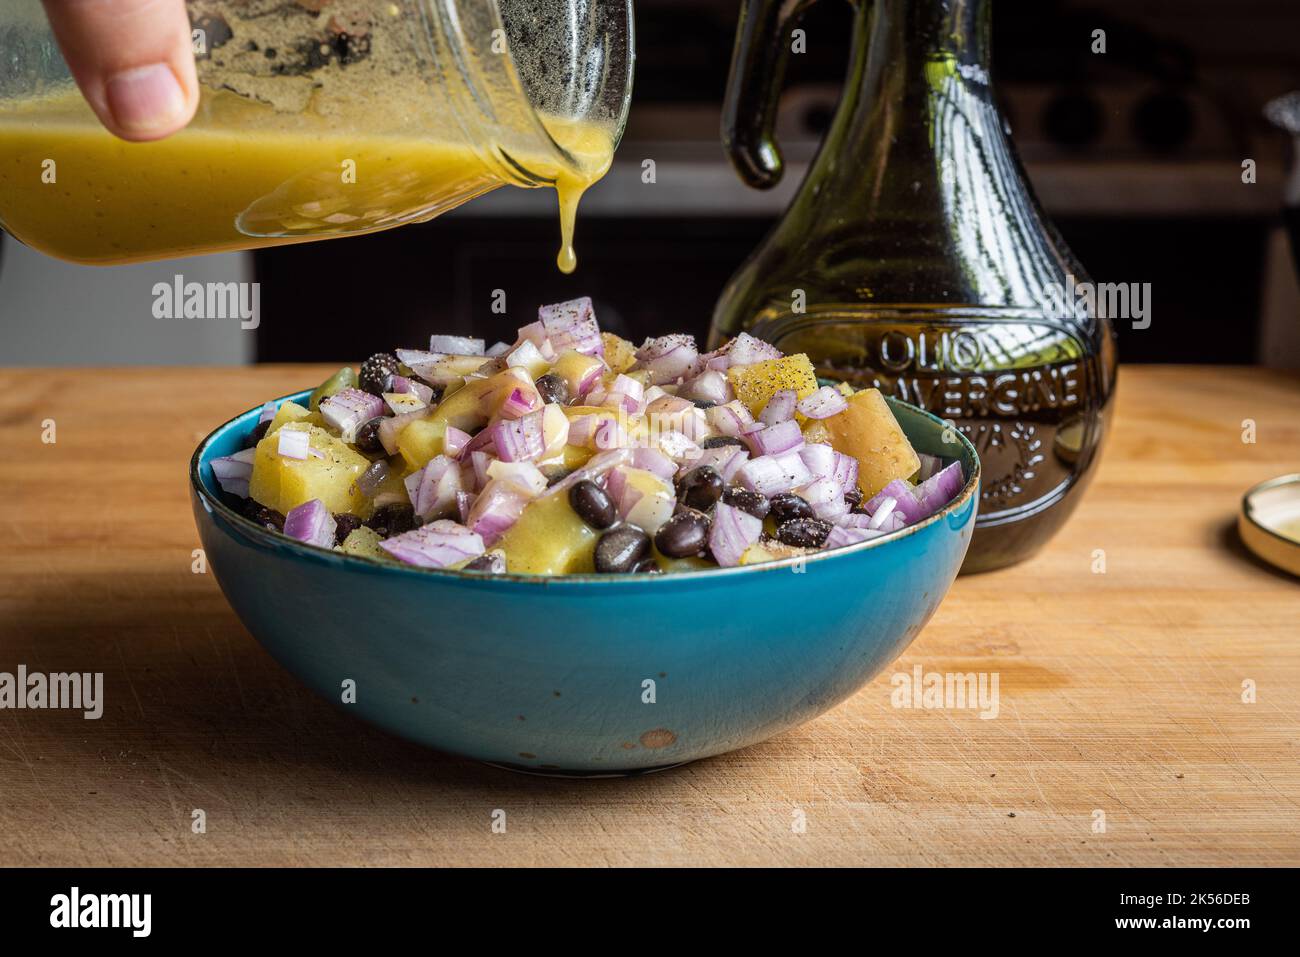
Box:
[777,0,1085,310]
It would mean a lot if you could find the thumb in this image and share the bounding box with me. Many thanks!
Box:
[41,0,199,141]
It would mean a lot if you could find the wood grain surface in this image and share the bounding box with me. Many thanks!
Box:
[0,364,1297,867]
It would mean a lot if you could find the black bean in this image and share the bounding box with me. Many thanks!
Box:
[654,510,710,559]
[769,492,815,524]
[535,373,570,406]
[594,525,652,573]
[776,517,833,548]
[678,465,724,512]
[366,502,417,538]
[844,488,863,508]
[569,480,617,529]
[240,498,285,531]
[333,513,363,545]
[465,553,506,574]
[359,353,398,396]
[702,435,747,450]
[244,419,270,448]
[722,486,769,519]
[634,558,663,574]
[692,399,717,409]
[354,417,386,454]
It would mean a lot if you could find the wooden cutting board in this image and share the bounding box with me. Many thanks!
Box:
[0,364,1296,866]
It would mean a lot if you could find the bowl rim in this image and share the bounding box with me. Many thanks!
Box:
[1241,472,1300,549]
[190,389,981,585]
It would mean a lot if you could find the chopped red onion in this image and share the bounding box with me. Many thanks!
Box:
[538,297,603,356]
[486,459,548,497]
[865,479,915,516]
[677,371,729,407]
[468,450,493,490]
[445,426,472,458]
[456,490,477,524]
[257,401,278,424]
[646,394,695,418]
[736,451,812,497]
[466,480,530,544]
[567,414,601,447]
[506,339,546,371]
[515,320,547,347]
[283,499,336,548]
[911,461,965,518]
[576,363,604,397]
[867,498,899,530]
[612,374,645,404]
[759,389,798,425]
[723,332,782,367]
[322,388,385,442]
[825,525,886,549]
[594,417,628,450]
[486,341,511,358]
[705,401,754,437]
[709,502,762,567]
[750,419,804,457]
[408,455,462,519]
[636,333,696,362]
[212,448,255,496]
[831,451,859,492]
[277,428,311,460]
[799,442,836,479]
[380,519,485,568]
[542,448,632,499]
[631,447,678,480]
[641,343,699,385]
[657,430,704,464]
[797,385,849,419]
[800,476,849,522]
[430,335,485,356]
[489,411,545,462]
[500,384,541,419]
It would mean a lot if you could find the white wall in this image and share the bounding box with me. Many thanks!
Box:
[0,241,254,366]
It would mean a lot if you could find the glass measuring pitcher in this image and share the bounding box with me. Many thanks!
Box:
[712,0,1117,573]
[0,0,632,268]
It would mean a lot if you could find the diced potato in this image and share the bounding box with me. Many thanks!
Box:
[654,554,713,573]
[396,418,448,472]
[551,349,606,397]
[802,419,832,445]
[266,400,317,434]
[425,368,523,434]
[338,525,386,559]
[249,424,373,517]
[740,540,814,565]
[822,388,920,498]
[727,353,819,417]
[602,333,638,374]
[495,493,599,575]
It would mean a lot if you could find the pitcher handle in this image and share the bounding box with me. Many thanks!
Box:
[722,0,823,189]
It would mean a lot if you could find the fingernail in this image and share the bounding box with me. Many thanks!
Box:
[105,64,185,135]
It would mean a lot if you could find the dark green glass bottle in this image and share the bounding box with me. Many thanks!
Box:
[712,0,1118,573]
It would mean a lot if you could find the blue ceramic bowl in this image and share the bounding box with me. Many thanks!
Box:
[191,390,979,775]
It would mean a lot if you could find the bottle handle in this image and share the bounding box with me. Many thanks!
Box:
[722,0,821,189]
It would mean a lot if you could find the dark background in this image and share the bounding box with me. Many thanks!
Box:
[248,0,1300,365]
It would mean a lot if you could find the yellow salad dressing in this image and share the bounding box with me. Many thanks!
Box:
[0,91,611,270]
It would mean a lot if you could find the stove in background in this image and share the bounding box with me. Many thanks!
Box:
[255,0,1300,366]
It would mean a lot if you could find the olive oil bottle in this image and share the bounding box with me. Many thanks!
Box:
[712,0,1117,572]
